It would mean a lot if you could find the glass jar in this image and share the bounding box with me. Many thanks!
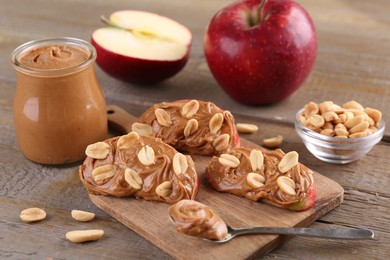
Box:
[11,37,108,165]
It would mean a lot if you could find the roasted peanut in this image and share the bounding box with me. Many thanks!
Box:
[66,230,104,243]
[71,210,95,222]
[262,135,283,148]
[20,208,46,222]
[236,123,258,134]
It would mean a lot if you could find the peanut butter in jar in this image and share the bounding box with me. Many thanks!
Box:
[11,37,107,165]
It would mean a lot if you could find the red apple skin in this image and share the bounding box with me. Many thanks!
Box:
[91,37,191,85]
[204,0,317,105]
[287,184,316,211]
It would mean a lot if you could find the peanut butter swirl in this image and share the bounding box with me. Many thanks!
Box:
[138,100,240,156]
[19,45,89,69]
[169,200,228,240]
[205,147,315,209]
[79,134,198,204]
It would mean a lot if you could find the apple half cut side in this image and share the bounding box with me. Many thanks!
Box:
[91,10,192,85]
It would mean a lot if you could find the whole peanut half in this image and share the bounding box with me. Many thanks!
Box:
[66,230,104,243]
[71,210,95,222]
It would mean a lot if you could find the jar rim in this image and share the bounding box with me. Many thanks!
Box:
[11,37,96,77]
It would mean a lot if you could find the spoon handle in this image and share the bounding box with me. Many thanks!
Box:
[233,227,374,240]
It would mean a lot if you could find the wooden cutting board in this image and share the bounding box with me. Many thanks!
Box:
[89,105,344,259]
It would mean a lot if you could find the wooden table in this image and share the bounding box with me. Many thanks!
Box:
[1,0,389,259]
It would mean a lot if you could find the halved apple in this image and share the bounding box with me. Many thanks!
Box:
[91,10,192,84]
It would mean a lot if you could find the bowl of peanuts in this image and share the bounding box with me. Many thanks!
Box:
[295,100,385,164]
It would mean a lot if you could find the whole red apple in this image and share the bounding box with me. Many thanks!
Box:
[204,0,317,105]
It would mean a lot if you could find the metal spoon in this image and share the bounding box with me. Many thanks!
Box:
[169,216,374,243]
[206,225,375,243]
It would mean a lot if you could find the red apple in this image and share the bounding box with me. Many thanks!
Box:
[287,184,316,211]
[204,0,317,105]
[91,10,192,85]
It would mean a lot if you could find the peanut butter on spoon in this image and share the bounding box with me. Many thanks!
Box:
[168,200,228,241]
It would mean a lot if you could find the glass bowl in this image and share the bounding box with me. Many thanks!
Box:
[294,108,385,164]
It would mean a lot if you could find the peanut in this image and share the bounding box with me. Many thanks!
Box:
[137,145,155,166]
[66,230,104,243]
[278,151,299,173]
[300,101,381,139]
[124,168,143,189]
[306,115,325,128]
[364,107,382,126]
[155,108,173,127]
[247,172,265,188]
[155,181,172,197]
[117,132,139,149]
[304,101,319,118]
[92,165,116,181]
[277,176,296,196]
[349,121,369,134]
[132,123,153,137]
[20,207,46,222]
[181,100,199,119]
[236,123,258,134]
[342,100,364,111]
[218,153,240,168]
[71,210,95,222]
[318,101,334,114]
[249,149,264,171]
[262,135,283,148]
[85,142,110,159]
[172,153,188,176]
[184,119,198,137]
[213,134,230,151]
[209,113,224,134]
[322,111,338,122]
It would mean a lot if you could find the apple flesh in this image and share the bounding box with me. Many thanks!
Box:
[91,10,192,85]
[204,0,317,105]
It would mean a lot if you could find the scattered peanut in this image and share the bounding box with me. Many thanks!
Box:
[66,230,104,243]
[71,210,95,222]
[236,123,258,133]
[20,207,46,222]
[262,135,283,148]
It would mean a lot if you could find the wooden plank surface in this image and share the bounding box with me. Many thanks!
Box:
[1,0,390,259]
